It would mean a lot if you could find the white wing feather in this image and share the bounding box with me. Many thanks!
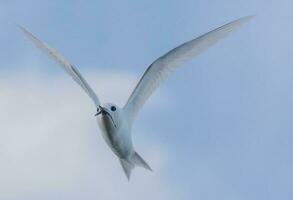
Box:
[124,16,253,122]
[19,26,101,107]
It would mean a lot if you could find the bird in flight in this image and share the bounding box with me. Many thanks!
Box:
[20,16,252,180]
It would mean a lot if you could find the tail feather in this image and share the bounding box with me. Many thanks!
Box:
[132,151,152,171]
[119,152,152,180]
[119,159,134,180]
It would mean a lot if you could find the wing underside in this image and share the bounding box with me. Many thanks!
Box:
[124,16,253,122]
[20,26,101,108]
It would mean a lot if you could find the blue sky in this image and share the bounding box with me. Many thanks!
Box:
[0,0,292,200]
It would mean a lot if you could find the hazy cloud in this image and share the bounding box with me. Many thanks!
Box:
[0,70,181,200]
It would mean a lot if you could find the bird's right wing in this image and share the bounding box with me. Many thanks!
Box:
[124,16,253,122]
[19,26,101,108]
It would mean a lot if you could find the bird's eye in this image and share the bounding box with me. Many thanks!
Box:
[111,106,116,111]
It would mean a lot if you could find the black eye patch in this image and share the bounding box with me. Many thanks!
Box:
[111,106,116,111]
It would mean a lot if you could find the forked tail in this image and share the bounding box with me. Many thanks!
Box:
[119,151,152,180]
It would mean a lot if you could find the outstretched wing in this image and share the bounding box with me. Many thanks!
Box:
[19,26,101,108]
[124,16,253,122]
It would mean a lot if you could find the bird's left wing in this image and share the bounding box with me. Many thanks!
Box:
[124,16,253,122]
[19,26,101,108]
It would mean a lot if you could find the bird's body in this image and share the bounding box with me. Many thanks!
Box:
[20,16,252,179]
[96,104,132,159]
[96,103,151,178]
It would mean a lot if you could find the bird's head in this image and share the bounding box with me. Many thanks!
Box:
[95,103,122,128]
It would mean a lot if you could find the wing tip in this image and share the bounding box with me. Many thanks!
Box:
[235,15,255,25]
[17,24,38,43]
[17,24,29,35]
[218,15,254,35]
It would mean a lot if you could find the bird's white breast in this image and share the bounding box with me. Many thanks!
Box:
[96,115,133,158]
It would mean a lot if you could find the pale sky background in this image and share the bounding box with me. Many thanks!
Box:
[0,0,292,200]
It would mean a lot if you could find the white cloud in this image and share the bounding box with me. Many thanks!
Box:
[0,69,181,200]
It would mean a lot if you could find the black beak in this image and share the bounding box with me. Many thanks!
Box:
[94,106,117,128]
[95,106,104,116]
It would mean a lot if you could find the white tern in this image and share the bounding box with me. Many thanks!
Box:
[20,16,252,180]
